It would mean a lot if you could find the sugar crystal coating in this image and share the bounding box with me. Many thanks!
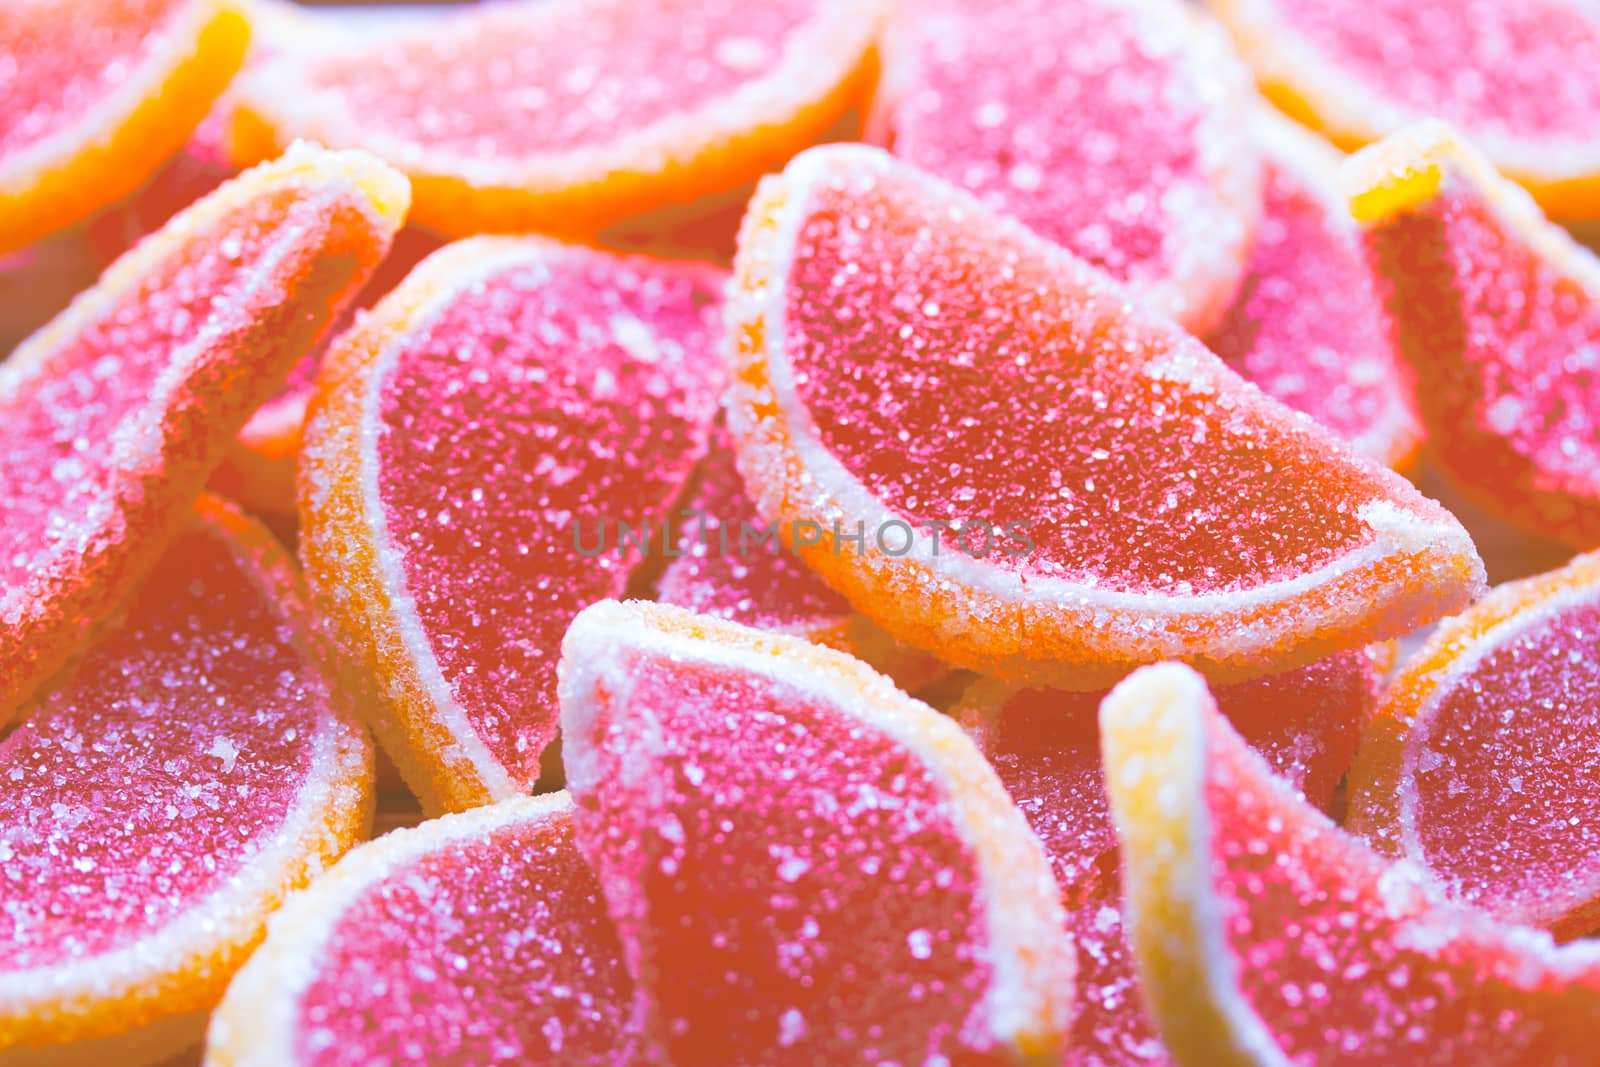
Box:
[1207,116,1421,468]
[871,0,1260,331]
[0,145,404,721]
[1103,664,1600,1066]
[729,144,1483,681]
[287,797,630,1067]
[231,0,885,235]
[1355,125,1600,544]
[0,500,371,1047]
[0,0,187,158]
[303,238,726,808]
[1276,0,1600,142]
[559,601,1072,1064]
[1349,554,1600,937]
[965,652,1377,1064]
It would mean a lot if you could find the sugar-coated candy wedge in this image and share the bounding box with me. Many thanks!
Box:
[558,599,1075,1065]
[868,0,1260,334]
[1348,121,1600,546]
[0,497,373,1064]
[959,651,1379,1065]
[228,0,885,238]
[1102,662,1600,1066]
[205,791,630,1067]
[727,143,1484,687]
[0,144,407,724]
[0,0,250,253]
[1207,111,1422,469]
[1211,0,1600,218]
[300,237,724,814]
[657,431,947,693]
[1348,552,1600,938]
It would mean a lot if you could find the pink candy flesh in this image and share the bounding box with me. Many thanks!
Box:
[1278,0,1600,140]
[0,0,185,158]
[375,250,724,788]
[656,430,853,633]
[303,0,824,159]
[1206,138,1418,464]
[1394,596,1600,930]
[0,514,336,970]
[1365,171,1600,541]
[783,160,1387,594]
[1191,694,1600,1064]
[295,800,631,1067]
[568,652,1002,1065]
[974,652,1375,1064]
[874,0,1238,314]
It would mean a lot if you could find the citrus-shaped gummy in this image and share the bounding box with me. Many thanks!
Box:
[206,791,630,1067]
[0,498,373,1063]
[299,237,725,814]
[558,599,1074,1064]
[0,0,251,253]
[1349,121,1600,546]
[868,0,1261,333]
[1348,552,1600,938]
[656,430,947,693]
[1212,0,1600,218]
[726,142,1484,687]
[959,651,1379,1065]
[0,143,407,724]
[1102,662,1600,1066]
[227,0,885,238]
[1207,110,1422,469]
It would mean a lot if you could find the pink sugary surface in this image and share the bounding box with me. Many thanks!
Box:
[570,654,1000,1065]
[0,519,329,970]
[1198,699,1600,1064]
[294,804,631,1067]
[0,182,374,607]
[977,653,1376,1064]
[374,251,723,788]
[1277,0,1600,141]
[1366,173,1600,540]
[302,0,824,159]
[876,0,1230,304]
[1400,597,1600,926]
[0,0,187,158]
[1207,142,1416,461]
[783,161,1383,594]
[657,431,851,632]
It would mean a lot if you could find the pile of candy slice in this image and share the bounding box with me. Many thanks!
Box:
[7,0,1600,1063]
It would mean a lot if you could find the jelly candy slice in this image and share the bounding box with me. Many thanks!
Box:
[959,651,1380,1065]
[1102,662,1600,1066]
[868,0,1261,333]
[1349,121,1600,547]
[1206,110,1422,469]
[1213,0,1600,218]
[0,497,373,1062]
[727,142,1484,687]
[1348,551,1600,938]
[207,792,630,1067]
[656,430,947,693]
[558,599,1074,1065]
[0,143,407,723]
[299,237,725,814]
[0,0,250,253]
[228,0,886,238]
